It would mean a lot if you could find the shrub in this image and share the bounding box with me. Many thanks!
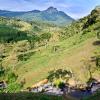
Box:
[0,66,5,76]
[6,71,18,83]
[6,82,22,93]
[13,40,31,53]
[40,32,51,41]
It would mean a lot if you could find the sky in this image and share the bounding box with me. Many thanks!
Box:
[0,0,100,19]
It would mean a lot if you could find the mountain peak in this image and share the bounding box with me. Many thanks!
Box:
[92,5,100,15]
[45,7,58,13]
[95,5,100,9]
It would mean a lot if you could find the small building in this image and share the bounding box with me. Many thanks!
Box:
[0,81,7,89]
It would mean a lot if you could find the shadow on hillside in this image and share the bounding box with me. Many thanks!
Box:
[93,40,100,46]
[68,77,100,100]
[0,92,64,100]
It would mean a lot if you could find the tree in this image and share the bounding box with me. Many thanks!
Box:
[95,30,100,67]
[83,60,96,79]
[0,66,5,76]
[97,31,100,39]
[0,44,5,59]
[47,69,72,84]
[96,56,100,67]
[40,32,51,42]
[13,40,31,53]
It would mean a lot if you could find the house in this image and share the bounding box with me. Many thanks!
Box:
[0,81,7,89]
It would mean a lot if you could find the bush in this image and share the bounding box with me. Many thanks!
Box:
[6,82,22,93]
[58,82,65,90]
[40,32,51,41]
[53,79,65,89]
[7,71,18,83]
[0,66,5,76]
[13,40,31,53]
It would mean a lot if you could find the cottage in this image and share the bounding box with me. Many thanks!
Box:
[0,81,7,89]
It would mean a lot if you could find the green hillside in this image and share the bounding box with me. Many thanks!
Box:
[0,6,99,97]
[0,16,61,91]
[15,6,99,88]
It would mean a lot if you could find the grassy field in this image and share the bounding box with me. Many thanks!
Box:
[14,32,99,88]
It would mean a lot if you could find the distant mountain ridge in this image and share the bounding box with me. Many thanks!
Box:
[0,7,74,26]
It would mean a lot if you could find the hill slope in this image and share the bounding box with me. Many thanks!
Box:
[16,6,100,87]
[0,6,100,93]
